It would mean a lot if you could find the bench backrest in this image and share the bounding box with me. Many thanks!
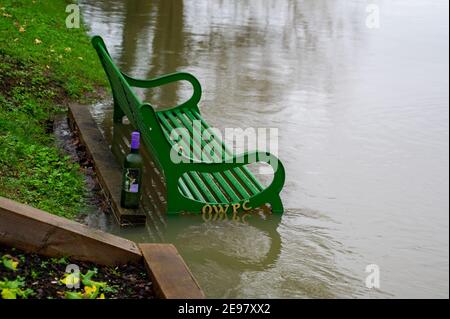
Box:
[91,37,141,126]
[92,36,173,174]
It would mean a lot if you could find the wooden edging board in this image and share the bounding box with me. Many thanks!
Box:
[0,196,205,299]
[139,243,205,299]
[68,103,146,226]
[0,196,141,266]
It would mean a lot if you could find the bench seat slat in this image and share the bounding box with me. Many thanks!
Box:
[166,111,246,202]
[178,178,193,199]
[158,111,264,202]
[186,110,265,195]
[182,174,207,203]
[156,108,270,205]
[189,111,264,191]
[157,114,216,203]
[161,112,230,203]
[158,112,232,204]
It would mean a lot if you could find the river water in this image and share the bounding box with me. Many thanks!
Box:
[79,0,449,298]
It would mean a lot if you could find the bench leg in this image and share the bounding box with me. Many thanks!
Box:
[270,196,284,214]
[113,97,125,124]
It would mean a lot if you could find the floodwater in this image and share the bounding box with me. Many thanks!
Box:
[79,0,449,298]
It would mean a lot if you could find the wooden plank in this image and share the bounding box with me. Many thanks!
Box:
[139,243,205,299]
[0,196,142,266]
[67,103,146,226]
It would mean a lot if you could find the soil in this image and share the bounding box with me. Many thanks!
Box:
[0,244,154,299]
[53,113,114,225]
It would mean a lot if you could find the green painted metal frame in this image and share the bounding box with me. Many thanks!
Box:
[91,36,285,214]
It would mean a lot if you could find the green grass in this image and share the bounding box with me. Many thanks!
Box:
[0,0,107,218]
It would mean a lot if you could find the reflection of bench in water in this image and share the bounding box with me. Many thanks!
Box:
[165,213,283,272]
[92,36,285,215]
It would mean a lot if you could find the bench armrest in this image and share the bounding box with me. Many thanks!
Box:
[92,35,201,112]
[123,72,202,111]
[175,151,285,194]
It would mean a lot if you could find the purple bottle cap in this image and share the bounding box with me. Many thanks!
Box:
[131,131,140,150]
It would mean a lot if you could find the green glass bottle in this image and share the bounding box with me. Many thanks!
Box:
[120,131,143,209]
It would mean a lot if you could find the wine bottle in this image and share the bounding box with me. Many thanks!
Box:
[120,131,143,209]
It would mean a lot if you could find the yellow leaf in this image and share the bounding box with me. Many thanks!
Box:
[64,47,72,53]
[97,293,105,299]
[34,38,42,45]
[60,273,80,286]
[1,288,16,299]
[2,255,19,271]
[19,26,25,32]
[84,285,97,296]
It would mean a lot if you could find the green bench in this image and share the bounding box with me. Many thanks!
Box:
[92,36,285,215]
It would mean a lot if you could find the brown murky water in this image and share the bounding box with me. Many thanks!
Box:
[79,0,449,298]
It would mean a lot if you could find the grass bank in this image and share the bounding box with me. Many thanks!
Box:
[0,0,107,218]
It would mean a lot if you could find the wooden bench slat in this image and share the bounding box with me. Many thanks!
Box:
[161,111,245,203]
[188,110,264,195]
[157,112,220,203]
[164,111,229,203]
[169,111,244,202]
[178,178,193,198]
[157,112,216,202]
[182,173,207,202]
[193,111,264,189]
[185,110,263,196]
[172,111,248,201]
[158,108,269,203]
[191,110,265,193]
[157,112,209,202]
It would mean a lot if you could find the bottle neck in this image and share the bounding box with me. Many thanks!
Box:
[130,147,139,154]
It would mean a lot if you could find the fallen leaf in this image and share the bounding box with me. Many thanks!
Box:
[19,26,25,32]
[64,291,84,299]
[60,273,80,286]
[2,255,19,271]
[84,285,97,295]
[34,38,42,45]
[1,288,16,299]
